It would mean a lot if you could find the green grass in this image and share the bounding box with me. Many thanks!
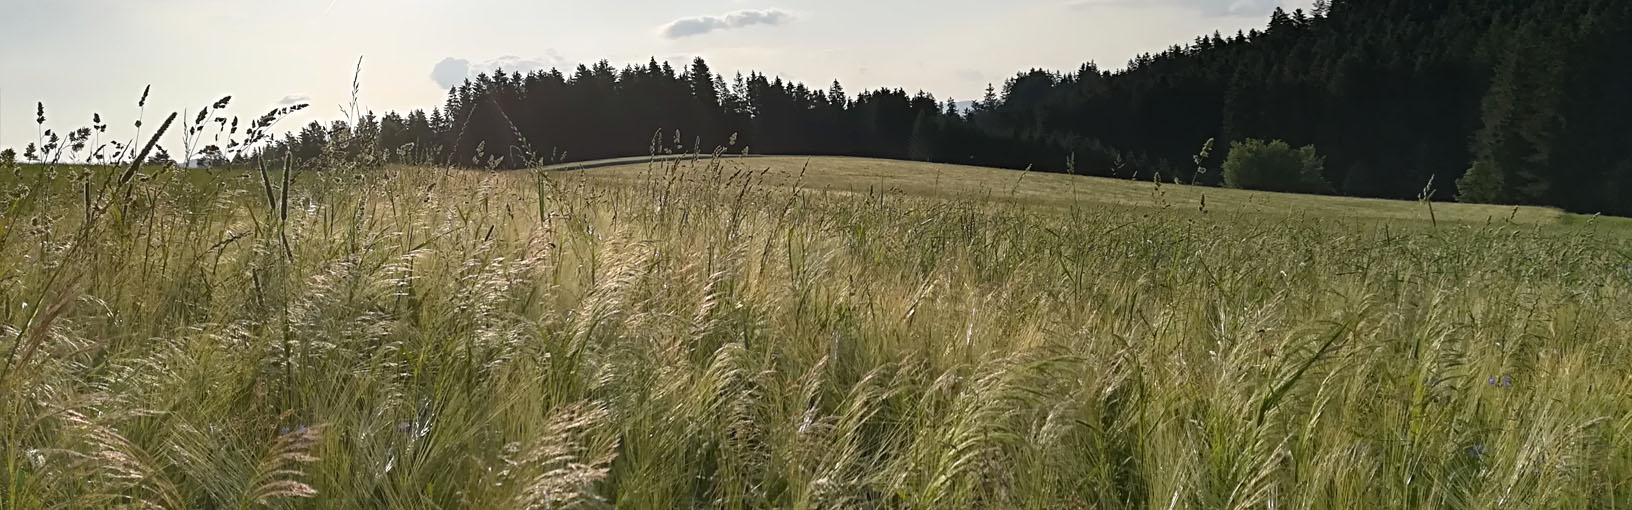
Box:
[2,154,1630,509]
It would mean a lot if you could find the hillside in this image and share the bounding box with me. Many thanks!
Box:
[566,156,1585,226]
[233,0,1631,217]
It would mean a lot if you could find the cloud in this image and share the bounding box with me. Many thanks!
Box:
[276,94,312,106]
[1216,0,1280,16]
[431,58,471,89]
[660,9,792,39]
[1066,0,1281,17]
[431,52,569,89]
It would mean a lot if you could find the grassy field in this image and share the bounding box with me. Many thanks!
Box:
[570,156,1604,225]
[2,154,1630,509]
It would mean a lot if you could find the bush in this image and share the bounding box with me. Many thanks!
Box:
[1455,160,1506,204]
[1221,139,1332,194]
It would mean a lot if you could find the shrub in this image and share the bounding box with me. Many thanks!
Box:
[1221,139,1332,194]
[1456,160,1506,204]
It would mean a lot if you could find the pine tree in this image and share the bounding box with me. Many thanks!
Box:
[828,80,847,108]
[907,110,937,162]
[1461,27,1556,205]
[976,84,998,113]
[689,58,720,109]
[1269,7,1292,32]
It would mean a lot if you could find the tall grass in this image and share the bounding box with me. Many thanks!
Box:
[1,97,1630,509]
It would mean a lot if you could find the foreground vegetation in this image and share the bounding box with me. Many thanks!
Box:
[2,152,1630,508]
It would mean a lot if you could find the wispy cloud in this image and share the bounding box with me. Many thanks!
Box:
[1066,0,1282,17]
[277,94,311,106]
[660,9,793,39]
[431,52,570,89]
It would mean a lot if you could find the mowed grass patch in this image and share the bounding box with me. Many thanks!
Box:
[2,155,1629,509]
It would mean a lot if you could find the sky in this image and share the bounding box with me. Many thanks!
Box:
[0,0,1312,157]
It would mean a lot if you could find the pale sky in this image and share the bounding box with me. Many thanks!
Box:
[0,0,1311,157]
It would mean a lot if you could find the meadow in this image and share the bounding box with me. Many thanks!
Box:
[2,152,1630,509]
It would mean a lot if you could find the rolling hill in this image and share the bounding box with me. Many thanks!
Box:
[560,155,1597,226]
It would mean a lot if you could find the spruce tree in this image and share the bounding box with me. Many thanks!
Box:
[689,58,719,109]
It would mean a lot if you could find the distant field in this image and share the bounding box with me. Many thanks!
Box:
[3,155,1630,508]
[565,155,1612,226]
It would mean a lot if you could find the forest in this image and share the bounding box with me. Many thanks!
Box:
[249,0,1631,215]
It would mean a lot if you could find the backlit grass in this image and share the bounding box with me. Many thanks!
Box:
[2,154,1630,508]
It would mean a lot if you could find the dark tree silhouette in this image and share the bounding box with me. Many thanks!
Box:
[240,0,1631,215]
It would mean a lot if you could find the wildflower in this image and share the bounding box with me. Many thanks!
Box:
[1468,445,1487,459]
[1486,376,1512,388]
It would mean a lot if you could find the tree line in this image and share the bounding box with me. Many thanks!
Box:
[250,0,1630,215]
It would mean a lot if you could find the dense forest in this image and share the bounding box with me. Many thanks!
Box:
[249,0,1630,215]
